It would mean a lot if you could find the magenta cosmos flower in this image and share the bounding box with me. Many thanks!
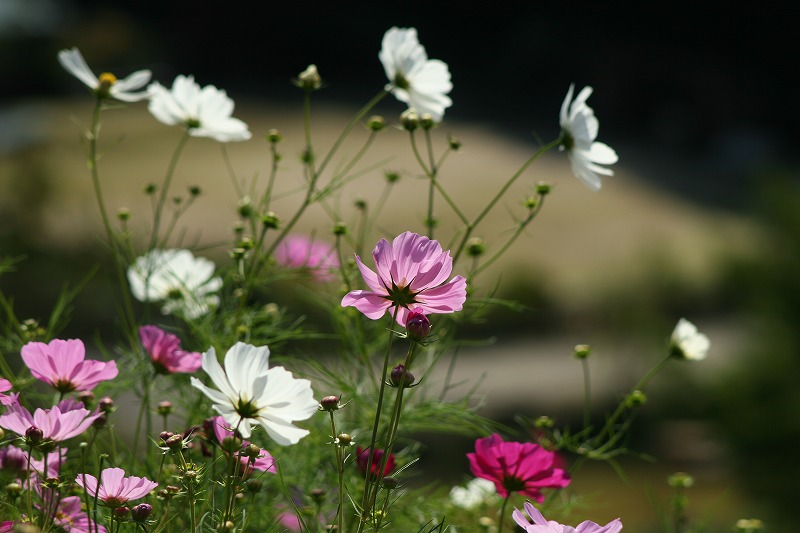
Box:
[0,400,101,444]
[139,325,202,374]
[21,338,118,393]
[341,231,466,326]
[514,501,623,533]
[275,235,339,282]
[467,433,570,501]
[76,467,157,507]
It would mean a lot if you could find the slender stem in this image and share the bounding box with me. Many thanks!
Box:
[130,372,154,466]
[452,137,562,263]
[581,357,592,429]
[149,132,190,250]
[498,494,512,533]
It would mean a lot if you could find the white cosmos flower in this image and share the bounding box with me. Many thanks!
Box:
[148,75,251,142]
[449,477,498,509]
[670,318,710,361]
[190,342,317,445]
[58,47,152,102]
[379,27,452,122]
[127,249,223,319]
[559,84,618,191]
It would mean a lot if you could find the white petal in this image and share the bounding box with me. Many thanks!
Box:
[223,343,270,399]
[58,48,98,90]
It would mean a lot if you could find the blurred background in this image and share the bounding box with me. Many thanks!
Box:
[2,2,798,530]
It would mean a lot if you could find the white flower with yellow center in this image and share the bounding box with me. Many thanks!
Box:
[148,75,251,142]
[379,27,452,122]
[670,318,710,361]
[190,343,318,445]
[58,47,152,102]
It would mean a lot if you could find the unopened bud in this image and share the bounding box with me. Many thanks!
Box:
[245,478,263,492]
[297,64,322,90]
[447,135,462,151]
[266,129,282,143]
[466,238,485,257]
[98,396,115,413]
[400,108,419,131]
[390,364,415,388]
[77,391,95,407]
[384,171,400,183]
[310,487,327,503]
[381,476,399,489]
[625,390,647,408]
[261,211,280,229]
[667,472,695,489]
[367,115,386,131]
[419,113,435,130]
[25,426,44,445]
[332,221,348,236]
[131,503,153,522]
[405,311,431,341]
[534,415,554,429]
[157,401,174,416]
[6,482,23,497]
[166,434,184,451]
[536,182,552,195]
[573,344,591,359]
[117,208,131,221]
[113,506,131,519]
[335,433,353,447]
[319,395,341,412]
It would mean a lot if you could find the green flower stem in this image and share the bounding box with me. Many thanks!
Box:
[261,137,282,212]
[452,137,562,264]
[498,493,512,533]
[581,357,592,430]
[130,372,154,467]
[470,193,547,278]
[593,354,672,448]
[409,131,468,228]
[357,306,401,533]
[328,411,345,533]
[177,450,197,533]
[149,131,190,250]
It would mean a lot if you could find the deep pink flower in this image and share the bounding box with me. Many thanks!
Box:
[356,446,395,478]
[76,467,157,507]
[275,235,339,282]
[208,416,277,474]
[0,378,16,406]
[21,338,118,393]
[139,325,202,374]
[0,401,101,443]
[0,522,12,532]
[513,501,623,532]
[341,231,466,326]
[467,433,570,501]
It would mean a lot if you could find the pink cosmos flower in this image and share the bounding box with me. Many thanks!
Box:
[0,445,65,478]
[0,378,16,406]
[208,416,277,474]
[341,231,466,326]
[356,446,396,478]
[467,433,570,501]
[53,495,108,533]
[513,501,623,533]
[275,235,339,282]
[139,325,202,374]
[0,522,12,532]
[21,338,118,393]
[0,401,101,443]
[76,467,157,507]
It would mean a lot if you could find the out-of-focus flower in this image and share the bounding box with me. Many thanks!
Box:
[275,235,339,282]
[449,477,498,509]
[21,338,118,393]
[467,433,570,501]
[0,445,65,478]
[41,490,108,533]
[670,318,710,361]
[76,467,157,507]
[0,378,16,406]
[148,75,251,142]
[190,342,317,444]
[58,47,152,102]
[559,84,618,191]
[356,446,395,478]
[208,416,277,474]
[127,249,223,319]
[513,501,623,532]
[341,231,466,327]
[139,325,202,374]
[379,27,452,122]
[0,522,12,532]
[0,401,101,444]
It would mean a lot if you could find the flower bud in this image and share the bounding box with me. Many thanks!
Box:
[245,478,263,492]
[144,183,157,195]
[113,506,131,519]
[536,182,552,195]
[405,311,431,342]
[447,135,462,151]
[166,434,184,451]
[319,395,341,412]
[238,198,254,218]
[384,171,400,183]
[266,129,282,143]
[310,487,327,503]
[25,426,44,445]
[131,503,153,522]
[390,364,415,388]
[159,431,174,443]
[77,391,95,407]
[381,476,399,489]
[534,415,554,429]
[332,221,348,236]
[400,108,419,131]
[573,344,591,359]
[367,115,386,131]
[261,211,280,229]
[117,208,131,221]
[98,396,115,413]
[466,238,485,257]
[667,472,694,489]
[625,390,647,408]
[157,401,174,416]
[335,433,353,447]
[244,443,261,460]
[297,64,322,90]
[220,436,243,454]
[1,447,25,472]
[354,198,367,211]
[6,482,22,497]
[524,196,538,209]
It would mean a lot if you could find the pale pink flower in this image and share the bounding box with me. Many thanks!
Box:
[208,416,276,474]
[467,433,570,501]
[513,501,623,533]
[21,338,118,393]
[0,378,16,406]
[275,235,339,282]
[76,467,157,507]
[139,325,202,374]
[0,445,65,478]
[341,231,466,326]
[53,495,107,533]
[0,401,101,443]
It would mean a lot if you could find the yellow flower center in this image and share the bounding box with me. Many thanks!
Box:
[98,72,118,89]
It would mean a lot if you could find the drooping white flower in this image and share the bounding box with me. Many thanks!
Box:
[127,249,223,319]
[559,84,618,191]
[670,318,710,361]
[190,342,317,445]
[379,27,452,122]
[148,75,251,142]
[58,47,152,102]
